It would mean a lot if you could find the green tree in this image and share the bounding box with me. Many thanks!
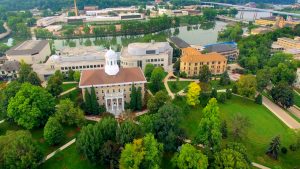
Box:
[226,88,232,99]
[140,104,182,151]
[89,86,101,115]
[266,136,281,160]
[219,71,231,86]
[186,82,201,106]
[7,83,55,129]
[67,69,75,80]
[147,91,170,113]
[255,94,262,105]
[196,98,222,152]
[119,133,163,169]
[144,63,155,80]
[218,92,227,104]
[210,88,218,99]
[73,71,81,82]
[256,67,271,92]
[55,99,85,127]
[221,120,228,139]
[18,61,32,83]
[77,117,118,164]
[117,120,138,146]
[232,114,251,140]
[203,8,217,21]
[199,65,211,83]
[226,142,251,164]
[130,84,137,110]
[150,67,165,93]
[84,88,92,113]
[27,71,41,86]
[1,131,43,169]
[172,144,208,169]
[136,87,143,110]
[46,70,63,97]
[270,82,294,108]
[214,149,250,169]
[271,63,296,85]
[237,75,257,98]
[43,117,64,145]
[0,81,22,118]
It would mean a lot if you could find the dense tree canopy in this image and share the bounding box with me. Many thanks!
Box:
[237,75,257,98]
[172,144,208,169]
[7,83,55,129]
[270,82,294,109]
[214,148,250,169]
[147,91,170,113]
[43,117,64,145]
[119,133,163,169]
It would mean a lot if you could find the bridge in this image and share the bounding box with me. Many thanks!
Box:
[216,15,250,24]
[201,2,300,18]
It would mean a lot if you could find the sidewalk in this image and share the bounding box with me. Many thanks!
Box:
[43,138,76,162]
[59,87,77,96]
[262,96,300,129]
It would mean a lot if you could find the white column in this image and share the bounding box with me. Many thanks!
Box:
[105,98,108,111]
[112,98,114,111]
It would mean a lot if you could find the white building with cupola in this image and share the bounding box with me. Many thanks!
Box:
[79,49,147,116]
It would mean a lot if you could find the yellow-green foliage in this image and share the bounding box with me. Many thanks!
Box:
[186,82,201,106]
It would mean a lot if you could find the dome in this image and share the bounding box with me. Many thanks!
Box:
[105,49,118,60]
[48,55,60,63]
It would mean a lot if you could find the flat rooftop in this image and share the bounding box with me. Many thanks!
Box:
[6,40,49,56]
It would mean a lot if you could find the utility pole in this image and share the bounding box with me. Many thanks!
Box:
[74,0,78,16]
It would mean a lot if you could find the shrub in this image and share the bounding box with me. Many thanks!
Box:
[255,94,262,105]
[226,88,232,99]
[232,84,238,94]
[281,147,288,154]
[218,93,227,104]
[289,144,297,151]
[44,117,64,145]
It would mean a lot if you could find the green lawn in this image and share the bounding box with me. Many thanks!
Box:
[293,91,300,108]
[40,144,101,169]
[59,88,81,102]
[175,95,300,169]
[62,83,78,92]
[167,81,192,93]
[0,121,80,154]
[209,80,235,90]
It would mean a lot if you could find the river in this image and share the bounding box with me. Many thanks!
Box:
[52,21,228,50]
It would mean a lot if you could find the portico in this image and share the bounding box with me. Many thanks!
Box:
[105,92,125,116]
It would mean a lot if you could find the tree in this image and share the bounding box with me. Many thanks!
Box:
[255,94,262,105]
[17,61,41,86]
[270,82,294,108]
[7,83,55,129]
[84,88,92,113]
[218,92,227,104]
[221,121,228,139]
[232,114,251,140]
[210,88,218,98]
[136,87,143,110]
[186,82,201,106]
[232,84,238,94]
[90,86,101,115]
[119,133,163,169]
[199,65,211,83]
[130,84,137,110]
[140,104,182,151]
[46,70,63,97]
[55,99,85,127]
[150,67,165,93]
[219,71,230,86]
[67,69,75,80]
[172,144,208,169]
[77,117,118,164]
[1,131,43,169]
[214,149,250,169]
[226,142,251,164]
[203,8,217,21]
[144,64,155,80]
[73,71,81,82]
[43,117,64,145]
[271,63,296,85]
[226,88,232,99]
[117,120,138,146]
[147,91,170,113]
[237,75,257,98]
[196,98,222,152]
[256,67,272,92]
[266,136,281,160]
[0,81,22,118]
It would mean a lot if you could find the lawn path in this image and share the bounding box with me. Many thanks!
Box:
[63,81,78,84]
[262,96,300,129]
[288,106,300,119]
[59,87,77,96]
[0,119,4,124]
[43,138,76,162]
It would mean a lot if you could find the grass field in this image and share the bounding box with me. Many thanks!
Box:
[175,95,300,169]
[62,83,78,92]
[59,88,81,102]
[167,81,192,93]
[40,144,101,169]
[0,121,80,154]
[293,91,300,108]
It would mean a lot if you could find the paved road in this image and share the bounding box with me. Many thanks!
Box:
[288,106,300,119]
[262,96,300,129]
[0,22,11,40]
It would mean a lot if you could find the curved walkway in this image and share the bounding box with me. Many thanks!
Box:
[262,96,300,129]
[0,22,11,40]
